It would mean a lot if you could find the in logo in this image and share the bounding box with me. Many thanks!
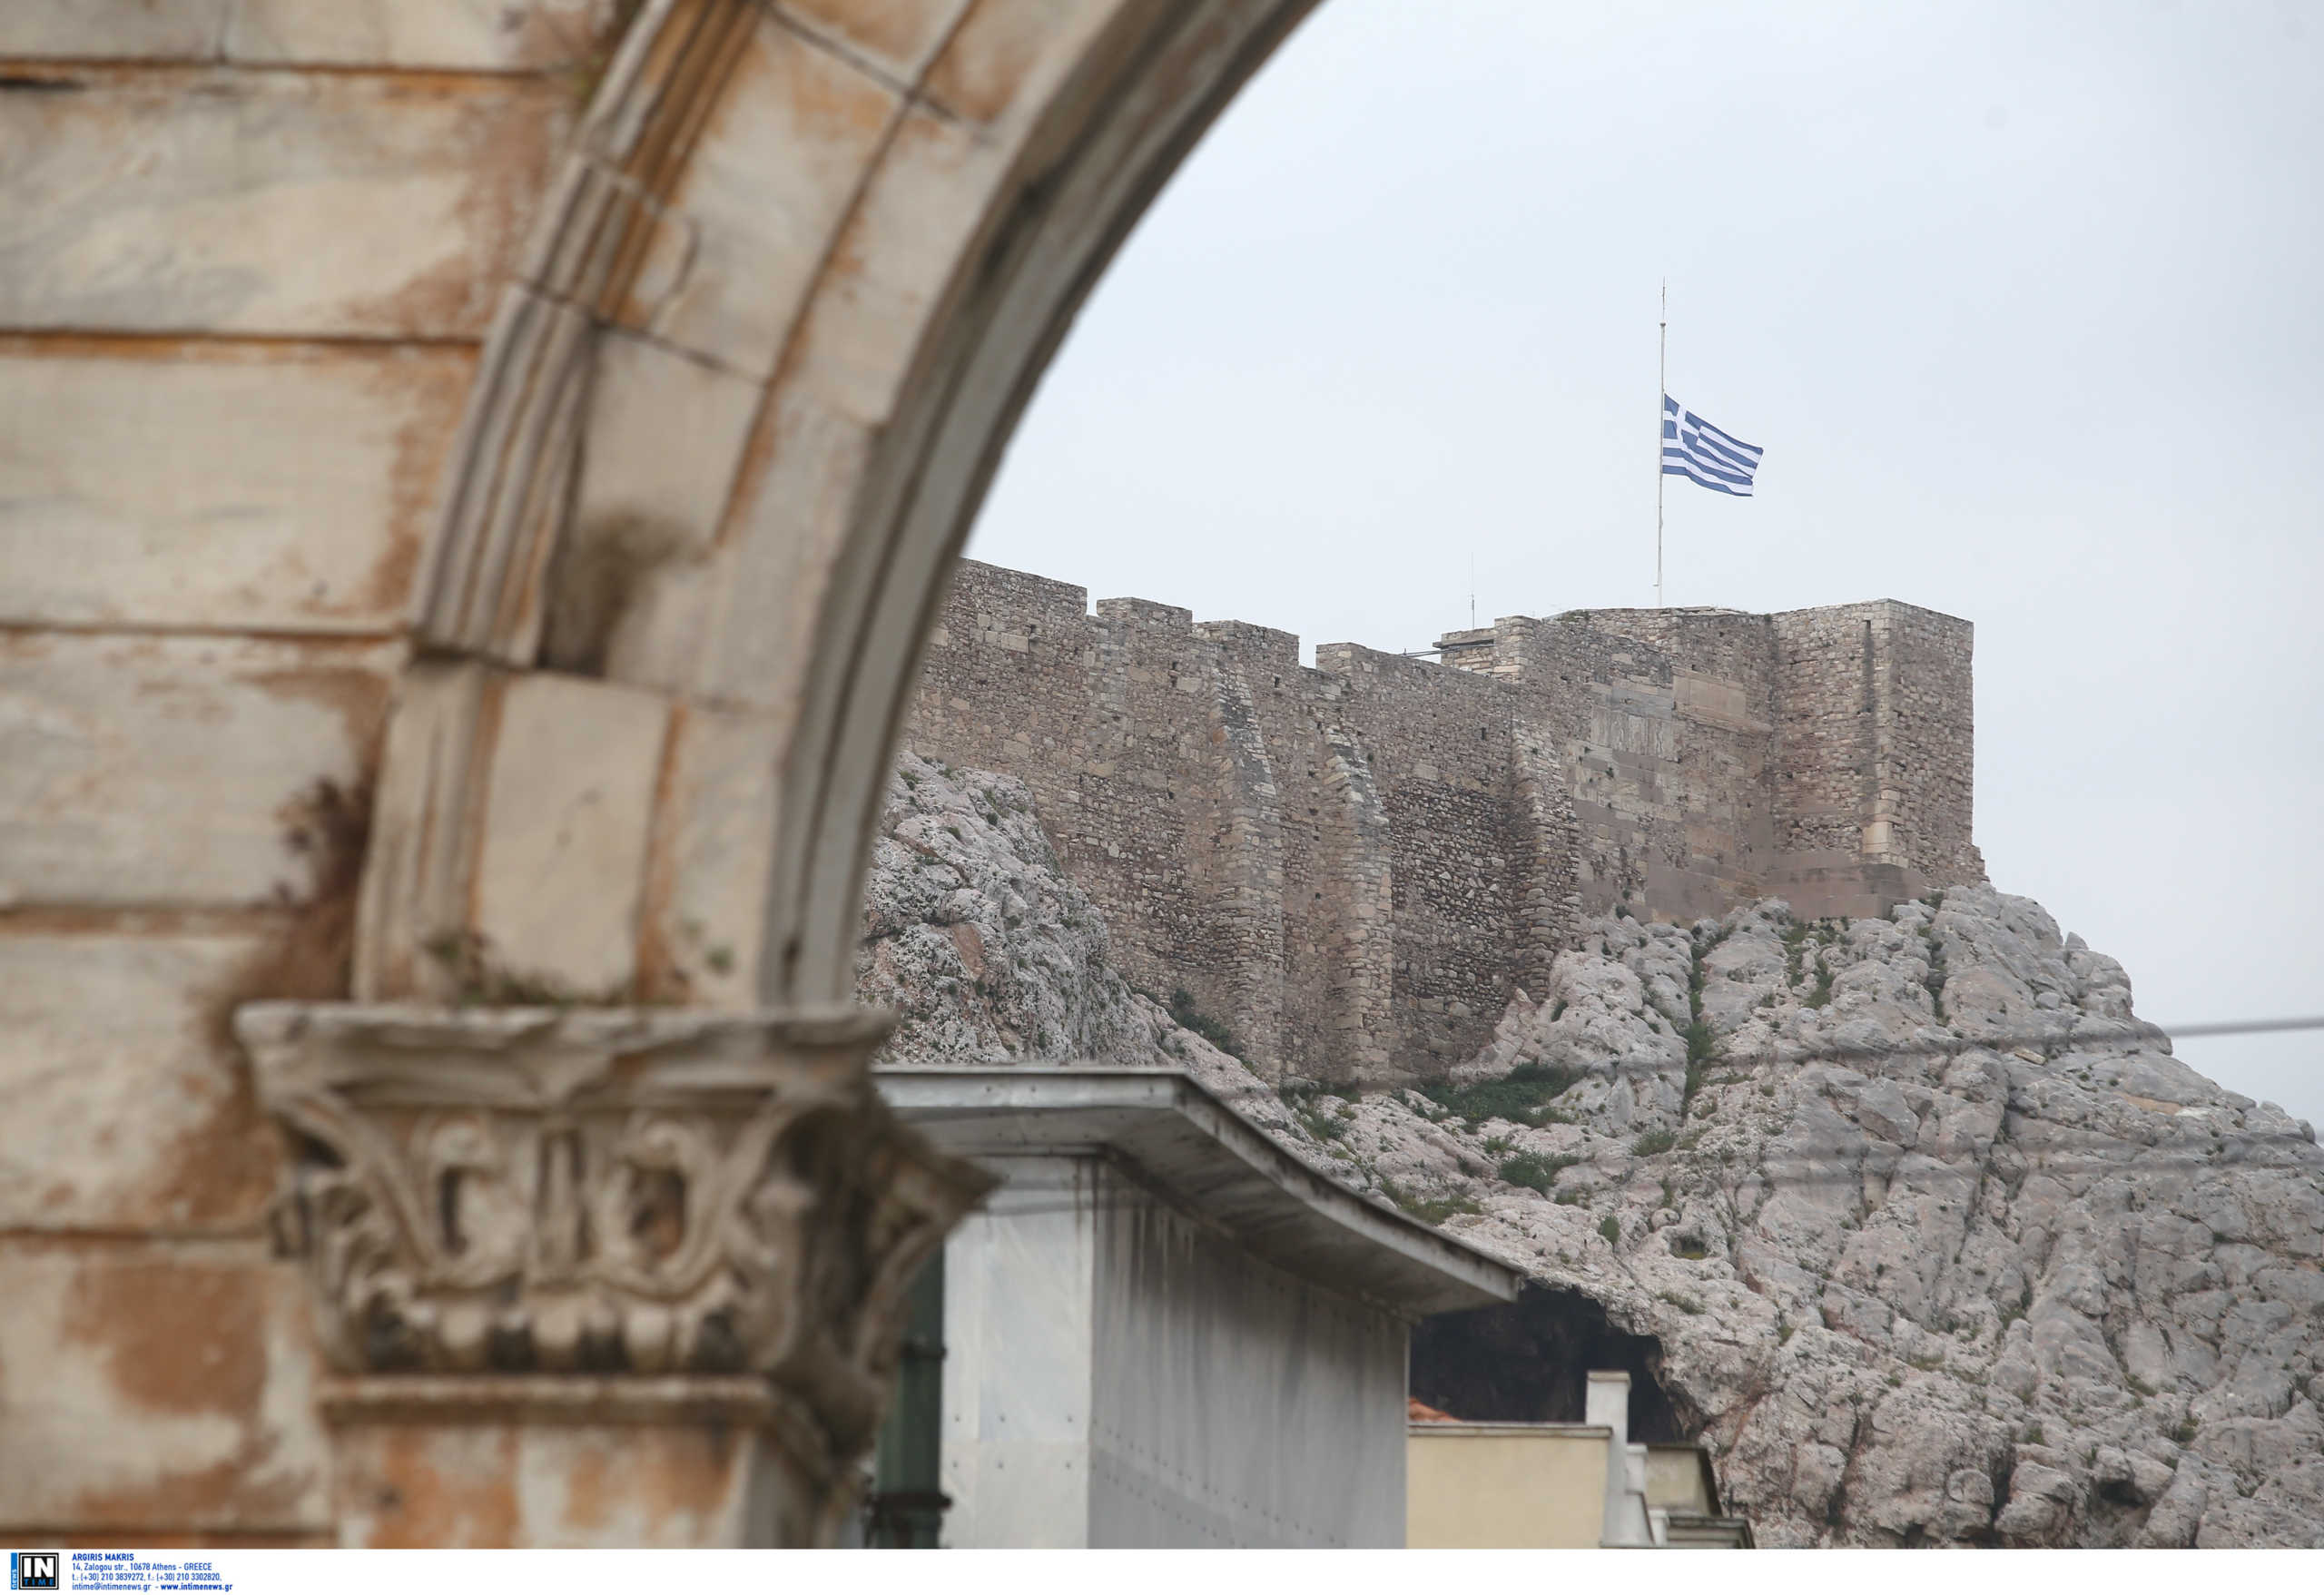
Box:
[9,1553,57,1591]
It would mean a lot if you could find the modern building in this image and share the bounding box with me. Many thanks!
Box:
[1407,1372,1752,1548]
[867,1067,1524,1548]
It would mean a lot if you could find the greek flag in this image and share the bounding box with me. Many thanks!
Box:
[1662,395,1763,497]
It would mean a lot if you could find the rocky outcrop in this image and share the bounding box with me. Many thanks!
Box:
[860,755,2324,1547]
[857,753,1315,1143]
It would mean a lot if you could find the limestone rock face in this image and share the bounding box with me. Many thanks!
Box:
[857,754,1316,1145]
[860,756,2324,1547]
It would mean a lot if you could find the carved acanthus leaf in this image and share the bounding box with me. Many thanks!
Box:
[238,1003,992,1424]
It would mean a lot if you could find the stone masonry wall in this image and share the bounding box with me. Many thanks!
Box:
[1458,608,1783,921]
[1307,644,1535,1078]
[1768,602,1987,917]
[911,565,1554,1084]
[1872,601,1984,886]
[904,560,1986,1088]
[0,6,610,1548]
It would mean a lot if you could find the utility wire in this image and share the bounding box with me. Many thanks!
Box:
[962,1131,2324,1222]
[907,1011,2324,1216]
[2152,1014,2324,1041]
[1253,1010,2324,1084]
[882,1018,2324,1227]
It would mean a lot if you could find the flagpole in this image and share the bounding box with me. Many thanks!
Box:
[1656,280,1667,609]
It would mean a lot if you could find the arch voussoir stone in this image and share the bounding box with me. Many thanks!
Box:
[365,0,1324,1019]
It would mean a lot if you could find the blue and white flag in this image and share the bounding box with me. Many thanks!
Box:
[1662,395,1764,497]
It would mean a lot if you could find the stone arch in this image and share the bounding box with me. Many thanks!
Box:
[359,0,1324,1015]
[1,0,1339,1548]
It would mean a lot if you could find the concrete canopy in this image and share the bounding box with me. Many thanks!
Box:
[877,1067,1522,1318]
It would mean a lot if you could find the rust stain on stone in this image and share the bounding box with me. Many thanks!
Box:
[195,771,373,1215]
[786,32,898,144]
[337,80,574,339]
[631,702,693,1004]
[782,0,954,77]
[635,1423,748,1521]
[561,1423,743,1533]
[923,2,1051,126]
[42,1531,330,1549]
[63,1259,268,1420]
[54,1276,329,1528]
[68,1442,316,1536]
[336,250,495,344]
[134,984,284,1230]
[242,665,392,763]
[704,376,784,556]
[0,334,344,365]
[350,1425,521,1546]
[130,674,233,724]
[134,1063,281,1231]
[320,347,478,625]
[504,0,633,73]
[558,1438,621,1531]
[458,670,514,937]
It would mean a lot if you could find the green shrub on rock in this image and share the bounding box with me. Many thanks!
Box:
[1497,1151,1583,1194]
[1421,1062,1581,1127]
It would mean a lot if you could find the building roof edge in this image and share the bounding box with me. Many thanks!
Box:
[873,1064,1524,1316]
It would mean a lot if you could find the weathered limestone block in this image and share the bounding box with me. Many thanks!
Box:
[779,103,1010,423]
[224,1,620,70]
[555,330,763,683]
[323,1377,794,1548]
[0,1243,332,1541]
[685,99,1015,705]
[468,673,670,996]
[0,2,232,60]
[0,341,469,632]
[0,930,281,1232]
[919,0,1126,133]
[0,633,398,907]
[0,68,567,338]
[777,0,971,84]
[636,704,786,1009]
[691,385,880,708]
[0,5,621,67]
[609,10,900,376]
[236,1001,991,1546]
[355,665,681,1002]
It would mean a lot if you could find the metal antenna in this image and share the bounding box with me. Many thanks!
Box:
[1657,279,1667,609]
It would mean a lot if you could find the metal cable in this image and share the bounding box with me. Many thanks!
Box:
[903,1011,2324,1214]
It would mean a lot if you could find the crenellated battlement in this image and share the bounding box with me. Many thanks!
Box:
[904,559,1984,1086]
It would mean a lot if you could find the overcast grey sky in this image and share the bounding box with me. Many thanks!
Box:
[966,0,2324,1126]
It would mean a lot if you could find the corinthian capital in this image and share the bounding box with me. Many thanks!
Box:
[235,1003,990,1460]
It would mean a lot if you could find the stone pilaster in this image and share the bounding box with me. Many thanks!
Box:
[234,1002,992,1547]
